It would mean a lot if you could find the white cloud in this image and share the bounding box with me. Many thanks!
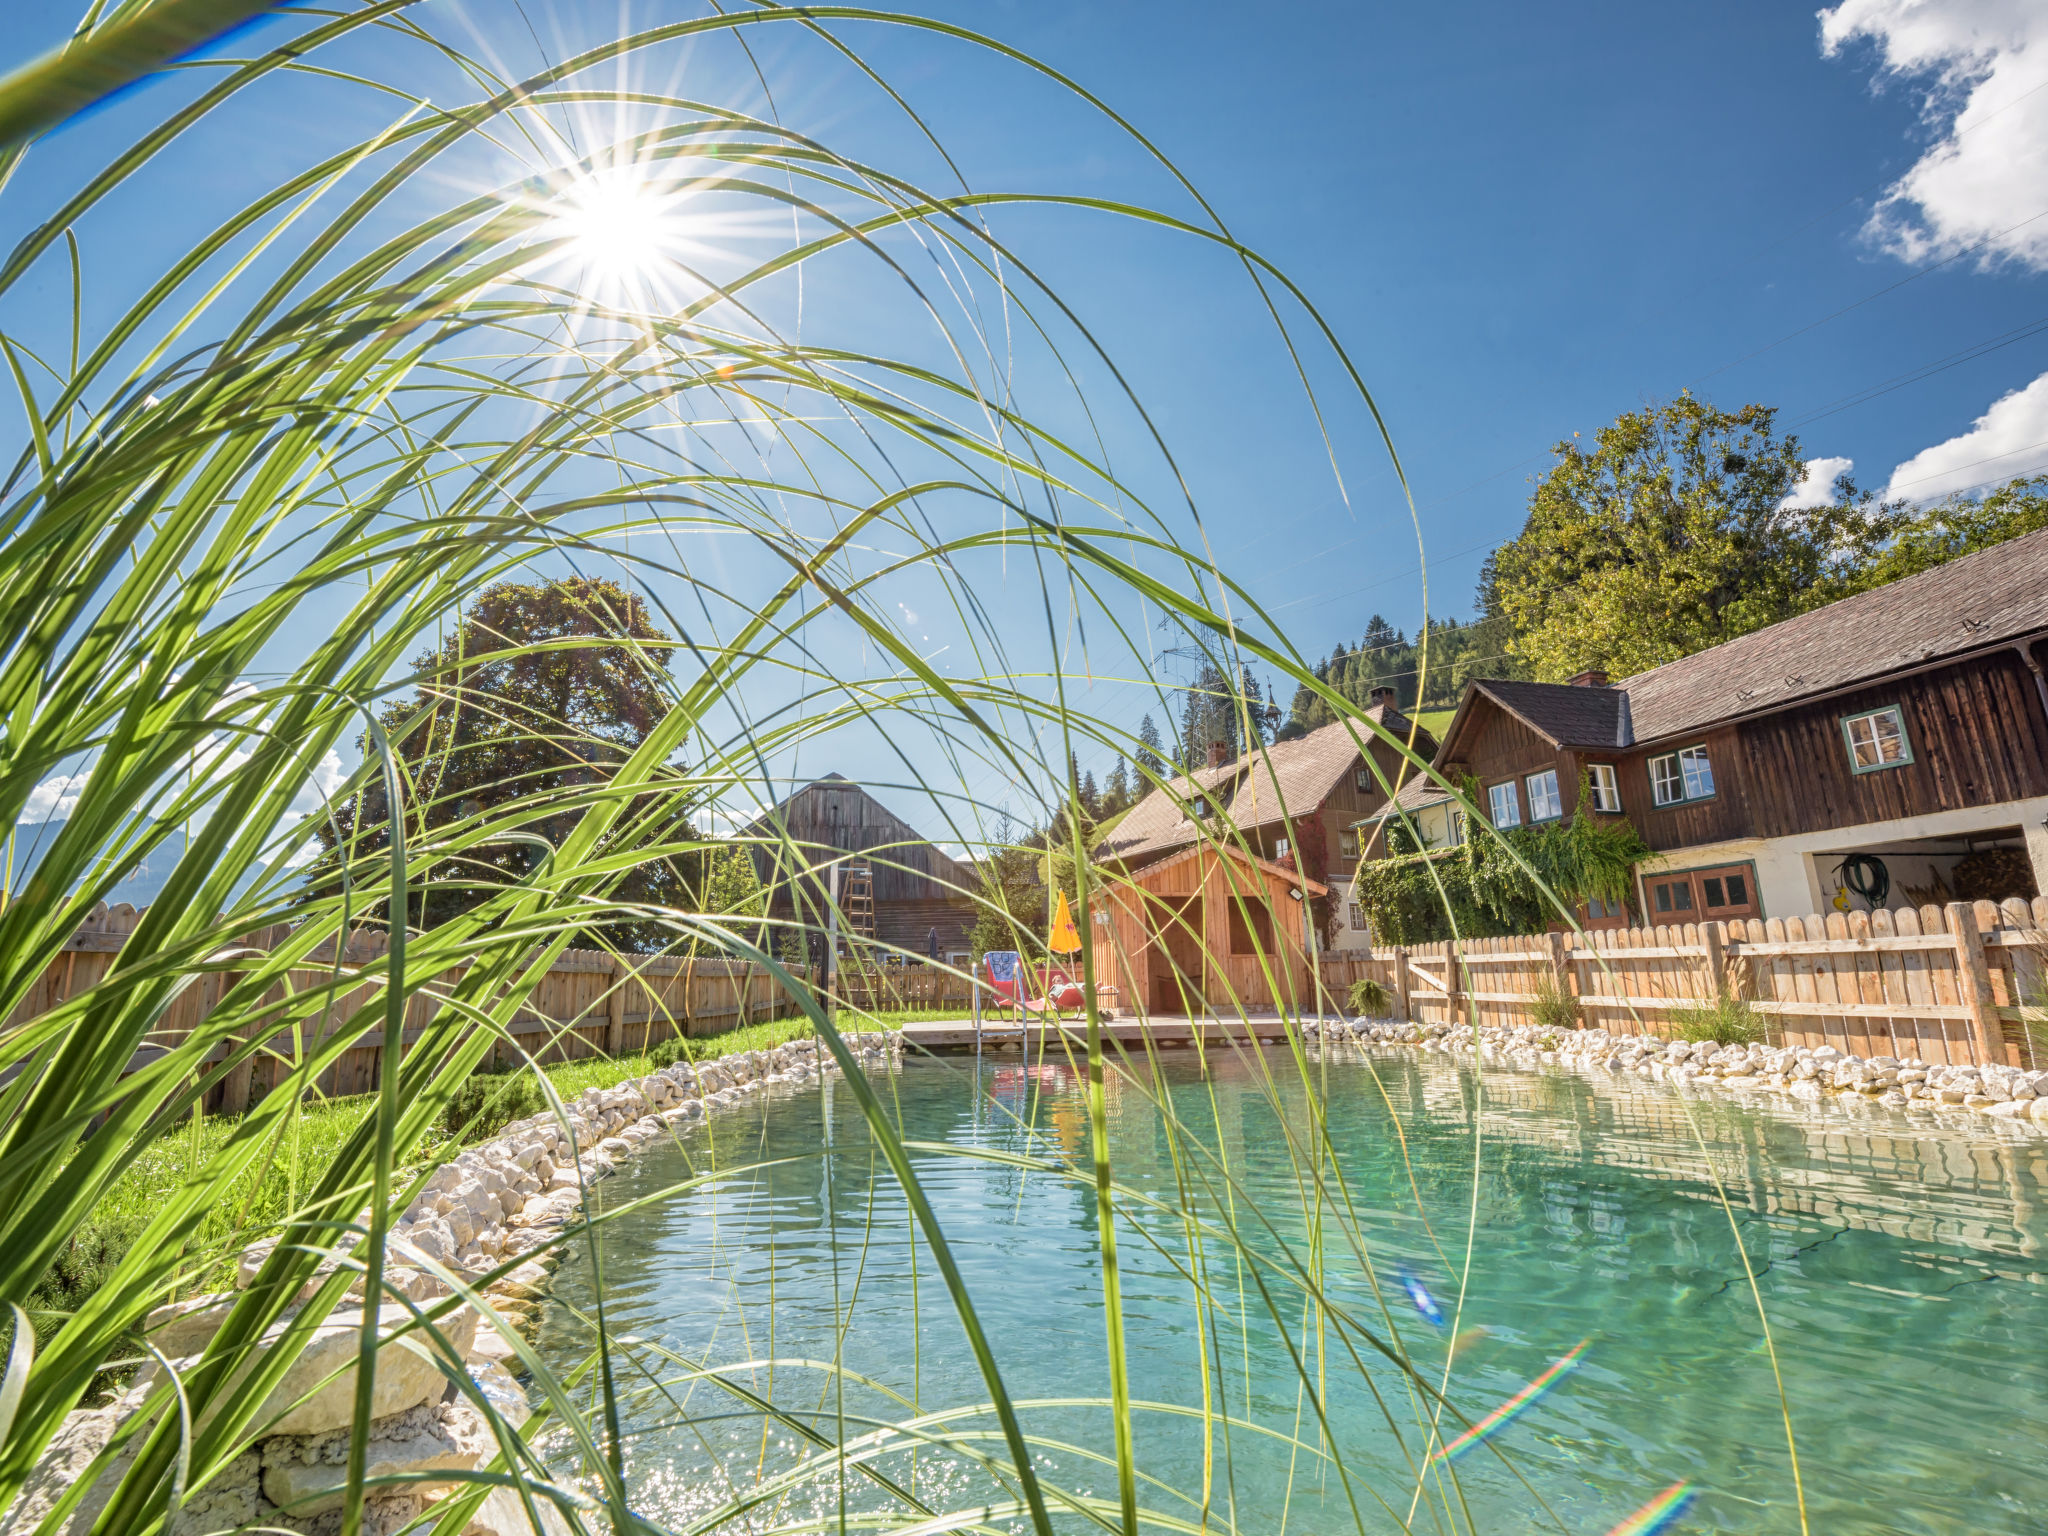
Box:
[19,770,89,826]
[1885,369,2048,499]
[1780,455,1856,509]
[1822,0,2048,269]
[16,745,348,827]
[290,749,347,814]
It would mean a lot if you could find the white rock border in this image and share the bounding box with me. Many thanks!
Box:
[390,1031,903,1292]
[7,1032,904,1536]
[1303,1016,2048,1127]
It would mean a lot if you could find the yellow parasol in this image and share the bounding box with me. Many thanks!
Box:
[1046,890,1082,954]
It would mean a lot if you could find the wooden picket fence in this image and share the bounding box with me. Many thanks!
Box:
[829,962,976,1015]
[1335,896,2048,1068]
[9,901,823,1111]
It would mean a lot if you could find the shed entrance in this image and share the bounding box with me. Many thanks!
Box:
[1149,892,1205,1015]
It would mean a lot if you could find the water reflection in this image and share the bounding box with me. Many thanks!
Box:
[535,1045,2048,1535]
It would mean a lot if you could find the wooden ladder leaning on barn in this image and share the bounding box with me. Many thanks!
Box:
[840,861,877,948]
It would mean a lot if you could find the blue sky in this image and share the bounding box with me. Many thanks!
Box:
[7,0,2047,844]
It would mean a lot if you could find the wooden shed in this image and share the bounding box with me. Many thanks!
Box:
[1090,843,1327,1016]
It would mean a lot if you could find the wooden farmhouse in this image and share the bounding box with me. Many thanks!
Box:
[1096,697,1437,954]
[1361,525,2048,928]
[745,775,977,963]
[1089,844,1327,1015]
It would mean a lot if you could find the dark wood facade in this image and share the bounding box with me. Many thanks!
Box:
[1447,650,2048,856]
[746,776,977,957]
[1417,636,2048,924]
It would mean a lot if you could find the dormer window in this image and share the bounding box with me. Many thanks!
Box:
[1190,796,1209,818]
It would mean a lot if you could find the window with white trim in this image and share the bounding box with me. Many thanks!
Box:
[1349,901,1367,931]
[1525,768,1562,822]
[1488,781,1520,827]
[1448,809,1467,847]
[1648,745,1714,806]
[1337,829,1359,859]
[1586,762,1621,813]
[1841,705,1911,772]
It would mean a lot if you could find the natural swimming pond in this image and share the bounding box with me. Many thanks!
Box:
[532,1046,2048,1535]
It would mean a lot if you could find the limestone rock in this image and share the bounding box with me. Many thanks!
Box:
[461,1486,576,1536]
[0,1405,261,1536]
[460,1360,532,1431]
[222,1302,476,1437]
[261,1399,495,1516]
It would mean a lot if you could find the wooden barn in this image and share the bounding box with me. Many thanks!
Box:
[1090,843,1327,1016]
[745,774,977,961]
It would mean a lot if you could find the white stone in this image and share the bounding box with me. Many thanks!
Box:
[261,1399,495,1516]
[463,1359,531,1432]
[461,1486,576,1536]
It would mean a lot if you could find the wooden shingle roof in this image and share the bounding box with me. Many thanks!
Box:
[1097,707,1434,865]
[1439,526,2048,753]
[1616,524,2048,744]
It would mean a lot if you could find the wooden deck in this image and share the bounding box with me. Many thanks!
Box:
[898,1013,1314,1054]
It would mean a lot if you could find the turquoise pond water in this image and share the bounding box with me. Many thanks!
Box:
[532,1046,2048,1535]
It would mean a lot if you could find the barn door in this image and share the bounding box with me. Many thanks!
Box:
[1151,894,1205,1016]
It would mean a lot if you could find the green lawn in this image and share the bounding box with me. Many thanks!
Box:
[32,1008,903,1333]
[1415,708,1456,739]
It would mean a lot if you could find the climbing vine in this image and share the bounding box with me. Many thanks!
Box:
[1353,775,1651,944]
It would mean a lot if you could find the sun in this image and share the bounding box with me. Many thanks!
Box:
[543,166,680,296]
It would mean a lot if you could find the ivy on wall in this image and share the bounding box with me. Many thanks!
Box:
[1355,781,1651,945]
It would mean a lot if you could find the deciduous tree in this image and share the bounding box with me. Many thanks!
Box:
[310,577,705,949]
[1488,395,1873,680]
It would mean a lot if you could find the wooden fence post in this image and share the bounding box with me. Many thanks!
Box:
[1947,901,2008,1066]
[606,958,628,1057]
[1546,930,1577,1027]
[1700,923,1726,1002]
[1445,941,1464,1029]
[1391,946,1411,1023]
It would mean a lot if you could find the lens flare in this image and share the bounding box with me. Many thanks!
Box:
[1449,1325,1491,1363]
[1605,1481,1696,1536]
[1432,1338,1590,1463]
[1399,1270,1444,1328]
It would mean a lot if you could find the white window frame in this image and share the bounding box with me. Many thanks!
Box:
[1348,901,1367,931]
[1587,762,1621,813]
[1337,828,1359,859]
[1524,768,1563,822]
[1447,809,1467,847]
[1841,705,1912,774]
[1488,780,1521,827]
[1649,745,1714,807]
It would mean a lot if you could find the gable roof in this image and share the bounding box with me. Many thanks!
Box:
[1359,770,1458,823]
[1442,677,1629,751]
[1122,839,1329,898]
[1437,525,2048,757]
[1097,707,1434,866]
[1617,524,2048,743]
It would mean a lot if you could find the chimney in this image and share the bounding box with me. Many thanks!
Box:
[1369,686,1397,709]
[1206,740,1230,769]
[1568,669,1610,688]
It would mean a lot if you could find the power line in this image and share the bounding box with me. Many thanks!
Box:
[1789,312,2048,429]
